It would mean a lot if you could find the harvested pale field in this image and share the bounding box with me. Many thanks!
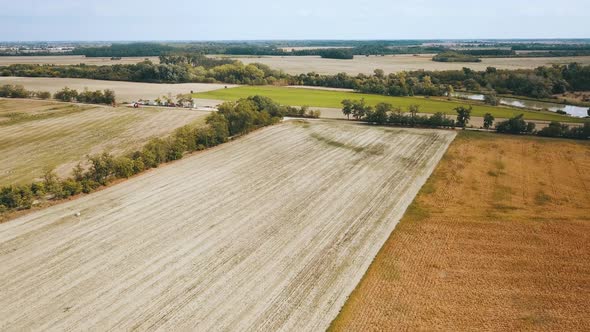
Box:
[0,55,159,66]
[331,132,590,331]
[0,77,235,103]
[0,120,455,331]
[229,54,590,75]
[0,98,208,185]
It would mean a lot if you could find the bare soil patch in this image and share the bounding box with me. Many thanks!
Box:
[330,132,590,331]
[0,120,455,331]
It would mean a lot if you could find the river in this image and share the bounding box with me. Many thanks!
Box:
[453,92,589,118]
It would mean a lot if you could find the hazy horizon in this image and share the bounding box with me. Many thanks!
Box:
[2,0,589,41]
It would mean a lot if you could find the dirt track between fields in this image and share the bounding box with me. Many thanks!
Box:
[0,120,455,331]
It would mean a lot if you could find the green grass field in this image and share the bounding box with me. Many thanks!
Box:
[194,86,586,122]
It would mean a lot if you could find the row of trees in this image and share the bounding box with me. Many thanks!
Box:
[339,98,588,140]
[53,87,116,105]
[0,84,115,105]
[0,84,51,99]
[319,49,354,59]
[282,105,321,118]
[432,52,482,63]
[2,61,590,99]
[495,114,590,139]
[0,95,284,215]
[341,99,463,128]
[73,43,175,57]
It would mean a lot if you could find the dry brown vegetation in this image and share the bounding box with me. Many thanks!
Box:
[0,121,455,330]
[231,54,590,75]
[330,132,590,331]
[0,98,208,185]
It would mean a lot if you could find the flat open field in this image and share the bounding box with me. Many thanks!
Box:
[0,98,208,185]
[0,55,159,66]
[0,77,234,103]
[0,120,455,331]
[331,132,590,331]
[229,54,590,75]
[194,86,582,122]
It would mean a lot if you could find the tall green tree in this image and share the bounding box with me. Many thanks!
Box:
[455,106,473,128]
[483,113,495,129]
[352,98,370,120]
[341,99,353,120]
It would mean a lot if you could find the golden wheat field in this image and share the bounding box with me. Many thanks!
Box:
[330,132,590,331]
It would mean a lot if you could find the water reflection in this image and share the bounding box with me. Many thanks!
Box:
[453,92,589,118]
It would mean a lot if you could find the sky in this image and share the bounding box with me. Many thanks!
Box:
[1,0,589,41]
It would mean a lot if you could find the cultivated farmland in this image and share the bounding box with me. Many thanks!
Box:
[194,86,583,123]
[331,132,590,331]
[228,54,590,75]
[0,55,160,66]
[0,120,455,331]
[0,77,235,103]
[0,98,208,186]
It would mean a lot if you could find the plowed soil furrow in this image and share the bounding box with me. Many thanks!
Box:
[0,99,207,185]
[0,120,455,331]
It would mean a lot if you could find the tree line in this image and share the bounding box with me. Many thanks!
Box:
[342,98,590,140]
[342,99,459,128]
[0,95,285,216]
[73,43,175,57]
[2,60,590,100]
[494,114,590,139]
[433,52,482,63]
[0,84,115,105]
[0,84,51,99]
[53,87,116,104]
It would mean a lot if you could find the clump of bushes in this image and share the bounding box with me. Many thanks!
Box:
[433,51,482,63]
[0,84,51,99]
[538,121,590,139]
[282,105,321,118]
[0,95,283,216]
[496,114,589,139]
[495,114,537,134]
[54,87,116,105]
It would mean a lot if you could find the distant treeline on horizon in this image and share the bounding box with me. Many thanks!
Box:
[3,40,590,58]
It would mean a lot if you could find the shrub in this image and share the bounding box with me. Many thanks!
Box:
[113,157,135,178]
[61,179,83,197]
[88,153,115,185]
[496,114,537,134]
[0,186,33,210]
[54,87,79,102]
[0,84,30,98]
[35,91,51,99]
